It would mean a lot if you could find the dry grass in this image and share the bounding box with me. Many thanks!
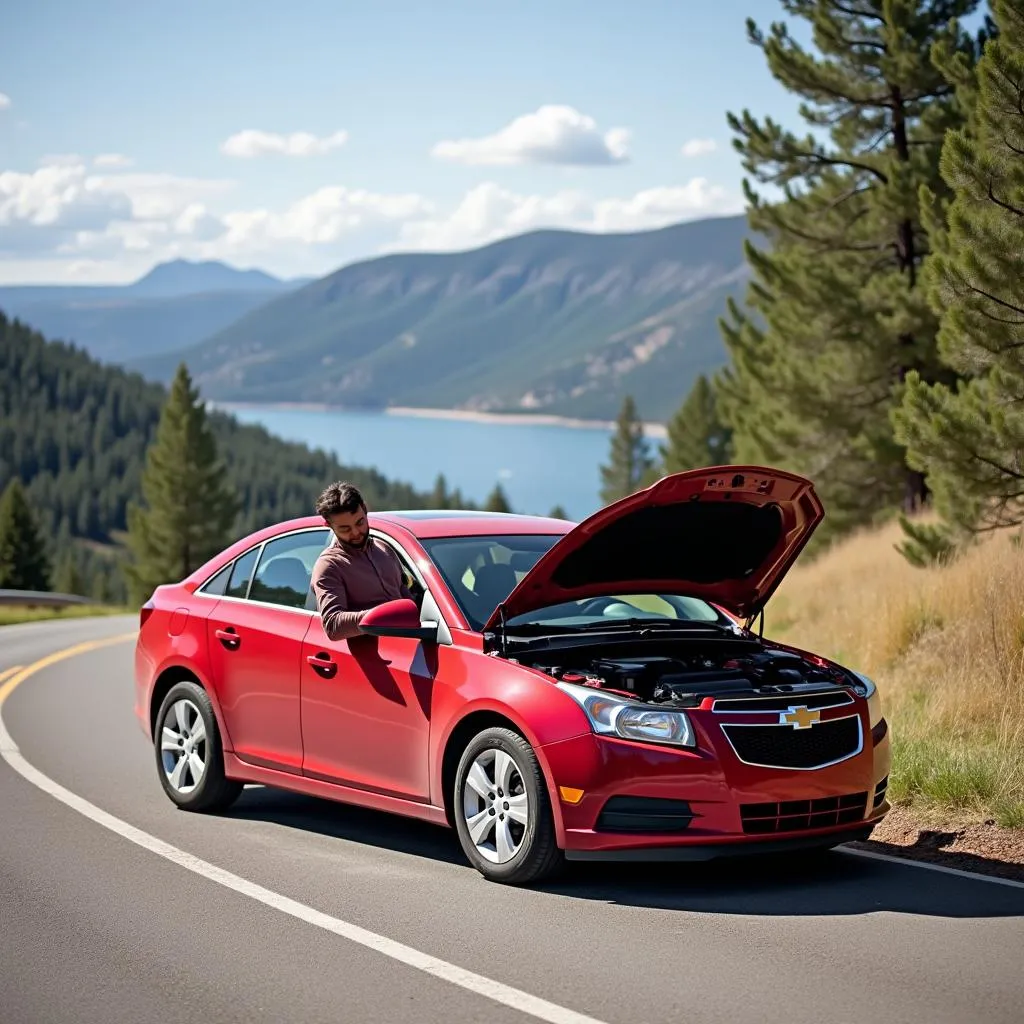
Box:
[766,518,1024,828]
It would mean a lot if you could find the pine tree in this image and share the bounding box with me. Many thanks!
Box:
[430,473,450,508]
[599,395,654,504]
[718,0,983,540]
[661,374,733,473]
[124,364,239,604]
[0,477,51,591]
[547,504,569,520]
[894,0,1024,545]
[54,549,84,596]
[484,483,513,513]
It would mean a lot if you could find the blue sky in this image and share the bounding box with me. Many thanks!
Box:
[0,1,825,283]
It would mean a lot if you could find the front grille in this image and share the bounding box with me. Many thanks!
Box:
[741,792,868,834]
[712,690,853,713]
[595,796,694,833]
[721,715,862,769]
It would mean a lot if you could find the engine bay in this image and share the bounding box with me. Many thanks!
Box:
[526,640,857,707]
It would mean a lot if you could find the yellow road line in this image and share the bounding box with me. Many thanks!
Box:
[0,632,137,709]
[0,665,24,689]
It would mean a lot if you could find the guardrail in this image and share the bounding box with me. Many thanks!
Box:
[0,589,94,608]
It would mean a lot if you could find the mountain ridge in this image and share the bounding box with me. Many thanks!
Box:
[131,212,754,423]
[0,258,308,365]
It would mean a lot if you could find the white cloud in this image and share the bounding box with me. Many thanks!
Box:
[218,186,432,252]
[88,170,234,220]
[0,162,133,255]
[0,93,10,110]
[682,138,717,157]
[393,179,740,252]
[220,129,350,158]
[431,105,630,167]
[0,158,235,258]
[93,153,134,168]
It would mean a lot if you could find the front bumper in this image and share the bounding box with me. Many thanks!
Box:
[539,707,891,859]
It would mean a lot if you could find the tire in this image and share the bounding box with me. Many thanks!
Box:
[154,680,243,813]
[453,726,563,885]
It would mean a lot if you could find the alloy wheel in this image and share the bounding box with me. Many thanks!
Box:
[461,747,530,863]
[159,697,207,794]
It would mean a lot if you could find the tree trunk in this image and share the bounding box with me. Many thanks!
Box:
[892,82,931,513]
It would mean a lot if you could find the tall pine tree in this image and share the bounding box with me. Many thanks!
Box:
[125,364,239,605]
[599,395,655,504]
[661,374,733,473]
[484,482,513,513]
[0,477,51,591]
[717,0,982,540]
[895,1,1024,543]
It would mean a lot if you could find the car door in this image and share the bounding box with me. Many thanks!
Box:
[300,534,442,802]
[206,527,329,776]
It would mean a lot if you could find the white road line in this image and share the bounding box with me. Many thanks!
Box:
[841,847,1024,889]
[0,665,610,1024]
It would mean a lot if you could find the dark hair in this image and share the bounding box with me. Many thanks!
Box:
[315,481,366,518]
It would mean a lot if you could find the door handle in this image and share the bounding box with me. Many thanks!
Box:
[306,653,337,678]
[215,627,240,649]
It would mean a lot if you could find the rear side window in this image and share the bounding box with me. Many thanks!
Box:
[249,530,331,609]
[199,562,234,596]
[226,547,260,599]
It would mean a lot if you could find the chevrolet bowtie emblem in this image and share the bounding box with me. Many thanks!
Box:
[781,706,820,729]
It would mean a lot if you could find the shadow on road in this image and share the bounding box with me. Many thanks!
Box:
[225,786,1024,919]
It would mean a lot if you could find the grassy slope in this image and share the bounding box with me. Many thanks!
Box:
[767,518,1024,828]
[0,604,133,626]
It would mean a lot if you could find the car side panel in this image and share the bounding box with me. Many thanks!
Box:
[134,589,234,750]
[205,598,311,775]
[426,645,592,820]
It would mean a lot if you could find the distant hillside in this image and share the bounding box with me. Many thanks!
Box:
[127,259,292,297]
[0,310,434,602]
[0,259,305,364]
[131,214,753,422]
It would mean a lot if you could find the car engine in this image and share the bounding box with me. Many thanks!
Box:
[529,645,857,706]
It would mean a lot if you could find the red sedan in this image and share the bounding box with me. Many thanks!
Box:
[133,465,891,885]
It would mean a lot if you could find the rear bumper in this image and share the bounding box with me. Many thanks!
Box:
[539,718,891,858]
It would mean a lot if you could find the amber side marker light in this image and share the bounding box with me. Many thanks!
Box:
[559,786,585,804]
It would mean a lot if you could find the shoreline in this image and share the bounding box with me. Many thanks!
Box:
[215,401,669,438]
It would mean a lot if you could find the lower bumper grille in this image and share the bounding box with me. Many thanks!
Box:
[596,796,694,833]
[873,774,888,809]
[741,792,868,834]
[721,714,862,770]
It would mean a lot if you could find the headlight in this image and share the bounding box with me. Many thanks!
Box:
[851,671,876,699]
[558,682,697,749]
[852,671,883,727]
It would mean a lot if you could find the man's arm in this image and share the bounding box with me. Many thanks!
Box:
[311,558,364,641]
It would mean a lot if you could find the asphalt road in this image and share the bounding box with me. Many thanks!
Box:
[2,616,1023,1024]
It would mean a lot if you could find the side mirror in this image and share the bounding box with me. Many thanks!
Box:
[359,598,439,642]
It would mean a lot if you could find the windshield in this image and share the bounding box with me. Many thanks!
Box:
[420,533,723,632]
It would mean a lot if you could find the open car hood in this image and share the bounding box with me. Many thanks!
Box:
[482,465,824,631]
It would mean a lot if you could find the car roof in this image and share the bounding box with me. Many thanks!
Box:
[257,509,576,541]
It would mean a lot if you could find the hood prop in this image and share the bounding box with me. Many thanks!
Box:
[497,601,508,655]
[744,606,766,638]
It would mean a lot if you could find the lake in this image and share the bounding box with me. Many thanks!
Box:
[221,405,665,522]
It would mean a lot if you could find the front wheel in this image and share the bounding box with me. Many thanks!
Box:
[453,727,563,885]
[154,680,243,813]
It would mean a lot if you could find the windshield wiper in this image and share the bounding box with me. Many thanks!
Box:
[505,618,735,636]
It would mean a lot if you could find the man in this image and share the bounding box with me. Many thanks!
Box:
[310,481,414,641]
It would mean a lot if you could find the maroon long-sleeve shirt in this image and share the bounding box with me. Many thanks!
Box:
[310,536,412,641]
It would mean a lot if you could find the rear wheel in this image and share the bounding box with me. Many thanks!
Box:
[154,681,242,813]
[453,727,563,885]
